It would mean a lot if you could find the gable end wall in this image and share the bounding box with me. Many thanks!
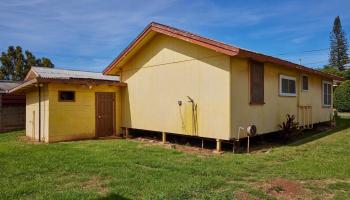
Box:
[120,34,231,140]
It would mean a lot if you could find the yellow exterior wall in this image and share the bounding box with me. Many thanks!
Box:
[120,34,232,140]
[25,85,49,142]
[47,83,121,142]
[299,75,333,123]
[230,57,333,138]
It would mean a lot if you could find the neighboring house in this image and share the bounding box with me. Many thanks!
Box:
[10,67,126,142]
[103,22,343,149]
[0,81,25,132]
[10,22,343,149]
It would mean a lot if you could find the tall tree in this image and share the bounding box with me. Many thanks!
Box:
[0,46,54,80]
[329,16,349,71]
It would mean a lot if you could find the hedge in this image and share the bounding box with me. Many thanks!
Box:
[334,80,350,112]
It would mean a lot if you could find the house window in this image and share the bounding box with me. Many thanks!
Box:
[250,61,264,104]
[302,75,308,91]
[280,75,296,96]
[322,81,332,106]
[58,91,75,102]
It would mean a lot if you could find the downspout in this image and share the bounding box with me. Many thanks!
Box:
[38,84,41,142]
[119,69,123,136]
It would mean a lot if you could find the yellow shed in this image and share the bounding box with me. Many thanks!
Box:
[103,22,343,147]
[10,67,126,142]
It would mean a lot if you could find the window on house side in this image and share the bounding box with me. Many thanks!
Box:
[322,81,332,106]
[280,75,296,96]
[58,91,75,102]
[302,75,308,91]
[250,61,264,104]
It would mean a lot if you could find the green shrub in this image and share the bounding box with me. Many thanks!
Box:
[279,114,299,143]
[334,80,350,112]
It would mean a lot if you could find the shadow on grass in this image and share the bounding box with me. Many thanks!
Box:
[288,117,350,146]
[81,117,350,155]
[98,193,131,200]
[236,117,350,153]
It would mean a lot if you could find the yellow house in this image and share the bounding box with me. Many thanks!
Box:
[10,67,126,142]
[102,22,343,148]
[10,22,343,148]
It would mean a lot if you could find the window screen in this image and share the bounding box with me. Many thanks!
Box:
[280,75,296,96]
[323,82,332,106]
[59,91,75,101]
[302,75,308,91]
[250,61,264,104]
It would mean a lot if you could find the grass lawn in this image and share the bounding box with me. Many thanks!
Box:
[1,118,350,199]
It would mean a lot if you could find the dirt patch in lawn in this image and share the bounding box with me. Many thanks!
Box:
[256,178,309,200]
[269,179,306,199]
[255,178,350,200]
[133,137,217,156]
[82,176,109,195]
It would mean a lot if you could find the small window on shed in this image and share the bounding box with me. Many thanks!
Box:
[58,91,75,102]
[302,75,309,91]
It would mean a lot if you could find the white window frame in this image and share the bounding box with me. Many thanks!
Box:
[279,75,297,96]
[301,74,309,92]
[322,81,332,107]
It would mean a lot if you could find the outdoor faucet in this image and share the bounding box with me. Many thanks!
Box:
[187,96,194,103]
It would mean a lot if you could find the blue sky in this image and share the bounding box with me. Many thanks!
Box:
[1,0,349,72]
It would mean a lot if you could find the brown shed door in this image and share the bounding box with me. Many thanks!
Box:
[96,92,115,137]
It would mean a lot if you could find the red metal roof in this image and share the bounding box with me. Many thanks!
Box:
[103,22,343,81]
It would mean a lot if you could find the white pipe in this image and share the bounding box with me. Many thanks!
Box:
[236,127,245,141]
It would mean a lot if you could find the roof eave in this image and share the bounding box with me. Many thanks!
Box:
[103,23,154,74]
[237,49,344,81]
[9,77,127,94]
[102,22,239,74]
[36,77,127,86]
[103,22,344,81]
[9,79,38,93]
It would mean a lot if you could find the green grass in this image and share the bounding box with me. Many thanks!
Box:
[1,118,350,199]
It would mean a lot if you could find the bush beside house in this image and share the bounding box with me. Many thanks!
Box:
[334,80,350,112]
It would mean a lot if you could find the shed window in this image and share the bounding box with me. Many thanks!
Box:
[250,61,264,104]
[302,75,308,91]
[58,91,75,102]
[322,81,332,106]
[280,75,296,96]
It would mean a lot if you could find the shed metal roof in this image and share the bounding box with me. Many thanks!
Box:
[0,81,23,93]
[9,67,125,94]
[30,67,119,81]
